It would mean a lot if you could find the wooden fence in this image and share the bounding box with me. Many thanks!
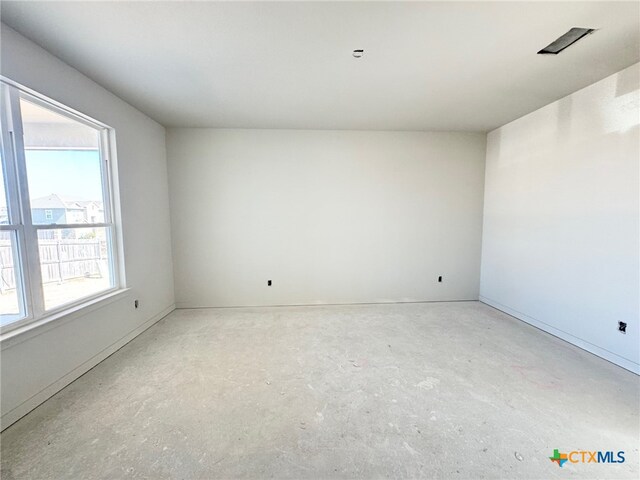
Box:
[0,239,105,293]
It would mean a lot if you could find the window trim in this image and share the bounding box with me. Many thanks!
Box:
[0,77,124,335]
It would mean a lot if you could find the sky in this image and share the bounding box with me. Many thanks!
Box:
[1,150,103,209]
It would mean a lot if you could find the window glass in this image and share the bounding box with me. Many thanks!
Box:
[20,98,104,226]
[0,231,22,323]
[37,227,113,310]
[0,135,26,323]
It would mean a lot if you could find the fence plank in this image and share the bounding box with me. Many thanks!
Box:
[0,239,105,290]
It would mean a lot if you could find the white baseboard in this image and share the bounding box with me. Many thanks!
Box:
[1,304,175,431]
[479,296,639,375]
[175,298,478,309]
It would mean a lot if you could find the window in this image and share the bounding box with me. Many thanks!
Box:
[0,79,120,331]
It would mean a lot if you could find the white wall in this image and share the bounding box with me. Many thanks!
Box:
[0,25,175,428]
[480,63,640,374]
[167,129,486,308]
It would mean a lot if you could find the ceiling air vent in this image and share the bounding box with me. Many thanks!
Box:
[537,27,595,54]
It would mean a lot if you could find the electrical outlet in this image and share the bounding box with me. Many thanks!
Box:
[618,321,626,334]
[267,280,272,286]
[134,299,139,309]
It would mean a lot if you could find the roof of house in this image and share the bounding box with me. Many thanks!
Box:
[30,193,67,209]
[30,194,101,210]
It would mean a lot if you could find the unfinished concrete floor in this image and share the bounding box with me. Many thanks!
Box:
[1,301,638,479]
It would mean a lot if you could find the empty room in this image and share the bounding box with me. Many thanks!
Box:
[0,1,638,479]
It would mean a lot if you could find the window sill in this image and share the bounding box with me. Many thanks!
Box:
[0,288,131,350]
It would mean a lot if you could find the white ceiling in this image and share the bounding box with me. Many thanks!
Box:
[1,1,638,132]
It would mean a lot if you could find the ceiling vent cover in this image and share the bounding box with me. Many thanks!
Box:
[538,27,595,54]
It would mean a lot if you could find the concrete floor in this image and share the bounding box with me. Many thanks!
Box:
[1,301,638,479]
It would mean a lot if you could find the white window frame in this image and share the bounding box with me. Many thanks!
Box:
[0,77,123,334]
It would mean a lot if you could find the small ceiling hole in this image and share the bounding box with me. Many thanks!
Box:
[537,27,595,55]
[352,49,364,58]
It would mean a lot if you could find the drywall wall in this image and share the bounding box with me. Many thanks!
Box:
[167,129,486,308]
[0,24,175,428]
[480,63,640,373]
